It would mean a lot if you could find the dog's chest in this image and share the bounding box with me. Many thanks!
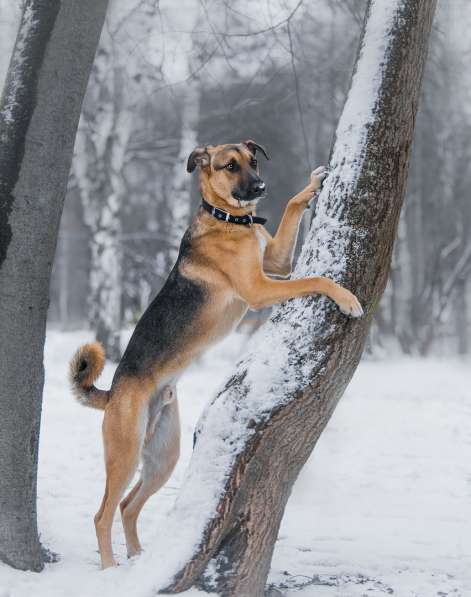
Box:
[255,227,268,256]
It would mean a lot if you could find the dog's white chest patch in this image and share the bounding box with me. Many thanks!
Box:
[255,228,268,255]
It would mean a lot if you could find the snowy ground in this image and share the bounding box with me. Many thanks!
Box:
[0,329,470,597]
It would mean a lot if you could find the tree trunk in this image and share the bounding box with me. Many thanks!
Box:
[139,1,436,595]
[165,77,201,270]
[0,0,108,571]
[394,212,415,353]
[456,278,468,355]
[58,206,70,329]
[73,57,131,362]
[0,2,21,89]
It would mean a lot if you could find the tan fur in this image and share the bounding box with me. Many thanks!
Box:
[70,142,363,569]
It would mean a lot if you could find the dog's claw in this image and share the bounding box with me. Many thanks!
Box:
[335,289,364,318]
[339,297,364,318]
[311,165,328,186]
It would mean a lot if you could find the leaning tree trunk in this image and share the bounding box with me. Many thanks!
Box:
[118,1,437,595]
[0,0,108,571]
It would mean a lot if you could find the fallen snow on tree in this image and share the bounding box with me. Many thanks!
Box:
[325,1,398,192]
[0,3,36,125]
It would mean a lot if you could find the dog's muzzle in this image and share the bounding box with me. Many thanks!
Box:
[233,181,266,202]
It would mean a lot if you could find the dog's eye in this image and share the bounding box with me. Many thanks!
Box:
[250,159,257,169]
[226,161,237,171]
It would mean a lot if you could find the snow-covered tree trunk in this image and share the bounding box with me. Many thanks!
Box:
[129,1,435,595]
[165,78,201,270]
[0,0,108,571]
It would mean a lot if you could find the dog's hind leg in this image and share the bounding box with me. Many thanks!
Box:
[95,388,148,569]
[121,396,180,558]
[119,479,142,519]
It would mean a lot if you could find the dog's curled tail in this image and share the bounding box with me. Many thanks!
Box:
[69,342,110,410]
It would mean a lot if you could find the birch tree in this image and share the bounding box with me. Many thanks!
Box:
[384,0,471,355]
[73,1,166,361]
[119,1,437,594]
[73,42,132,362]
[162,1,203,270]
[0,0,108,571]
[165,77,201,269]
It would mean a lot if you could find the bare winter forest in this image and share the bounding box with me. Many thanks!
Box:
[2,0,470,358]
[1,1,471,596]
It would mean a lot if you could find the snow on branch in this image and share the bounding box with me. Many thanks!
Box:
[0,3,37,125]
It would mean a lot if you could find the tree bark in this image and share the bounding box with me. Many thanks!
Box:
[165,77,201,270]
[455,278,468,355]
[0,0,108,571]
[149,1,437,595]
[73,52,131,362]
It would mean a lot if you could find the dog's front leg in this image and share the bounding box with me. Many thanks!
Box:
[236,272,363,317]
[262,166,327,276]
[238,273,363,317]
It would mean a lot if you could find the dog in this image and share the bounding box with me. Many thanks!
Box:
[69,140,363,569]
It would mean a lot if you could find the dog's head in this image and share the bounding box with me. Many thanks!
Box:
[187,140,269,209]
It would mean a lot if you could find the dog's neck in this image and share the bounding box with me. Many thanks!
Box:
[199,179,257,216]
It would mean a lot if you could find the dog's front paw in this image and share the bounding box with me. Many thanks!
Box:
[332,287,364,318]
[292,166,329,208]
[309,165,328,192]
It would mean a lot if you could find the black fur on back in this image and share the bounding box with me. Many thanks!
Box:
[113,228,207,382]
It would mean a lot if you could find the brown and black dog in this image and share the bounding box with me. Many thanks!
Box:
[69,140,363,569]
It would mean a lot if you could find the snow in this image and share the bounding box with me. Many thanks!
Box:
[0,329,470,597]
[0,3,36,124]
[0,0,22,93]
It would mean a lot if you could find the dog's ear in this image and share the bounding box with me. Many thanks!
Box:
[243,139,270,161]
[187,147,210,173]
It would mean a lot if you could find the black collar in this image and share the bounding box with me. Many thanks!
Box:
[201,197,267,227]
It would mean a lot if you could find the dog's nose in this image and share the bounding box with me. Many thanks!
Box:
[252,182,266,196]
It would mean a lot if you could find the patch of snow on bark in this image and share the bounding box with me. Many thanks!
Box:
[327,0,398,192]
[296,0,399,281]
[0,3,36,124]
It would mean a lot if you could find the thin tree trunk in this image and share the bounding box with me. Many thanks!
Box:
[58,210,70,329]
[395,213,414,353]
[132,1,435,595]
[0,0,108,571]
[165,77,201,270]
[74,59,131,362]
[456,278,468,355]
